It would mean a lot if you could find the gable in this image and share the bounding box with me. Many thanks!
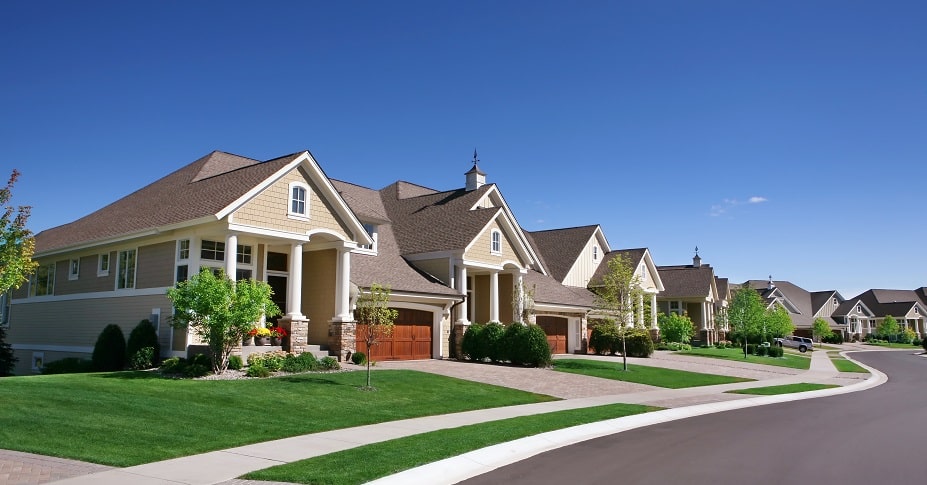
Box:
[561,234,605,288]
[465,218,529,267]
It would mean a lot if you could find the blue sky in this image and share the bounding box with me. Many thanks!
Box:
[2,1,925,298]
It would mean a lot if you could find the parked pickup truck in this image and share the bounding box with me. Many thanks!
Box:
[774,336,813,352]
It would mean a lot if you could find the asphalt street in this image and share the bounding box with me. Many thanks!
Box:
[460,351,926,485]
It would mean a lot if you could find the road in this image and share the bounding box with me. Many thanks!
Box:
[460,351,926,485]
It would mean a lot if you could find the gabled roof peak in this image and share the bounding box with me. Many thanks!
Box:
[190,151,261,183]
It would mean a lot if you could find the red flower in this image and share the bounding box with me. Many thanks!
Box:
[270,326,288,337]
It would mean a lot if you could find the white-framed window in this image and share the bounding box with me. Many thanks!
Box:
[117,249,137,289]
[669,301,682,315]
[491,230,502,255]
[201,240,225,261]
[177,239,190,260]
[593,246,598,261]
[235,269,253,281]
[856,304,861,314]
[97,253,110,277]
[175,265,189,283]
[68,259,80,280]
[832,297,838,306]
[358,223,378,252]
[30,263,55,297]
[32,352,44,372]
[237,244,252,265]
[0,290,11,327]
[289,182,309,218]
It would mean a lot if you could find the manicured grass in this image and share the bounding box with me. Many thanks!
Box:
[864,341,922,349]
[0,370,556,467]
[679,347,811,370]
[553,359,752,388]
[828,354,869,373]
[726,383,838,395]
[245,403,659,485]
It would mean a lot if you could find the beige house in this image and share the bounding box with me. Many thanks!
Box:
[741,278,843,339]
[587,248,664,339]
[834,289,927,340]
[656,251,720,345]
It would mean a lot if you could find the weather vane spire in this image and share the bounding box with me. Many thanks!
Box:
[472,148,479,166]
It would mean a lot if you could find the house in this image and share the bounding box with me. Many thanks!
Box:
[655,250,721,345]
[740,278,843,338]
[834,289,927,340]
[586,247,664,338]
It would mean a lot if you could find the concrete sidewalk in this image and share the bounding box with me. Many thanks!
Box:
[9,348,882,485]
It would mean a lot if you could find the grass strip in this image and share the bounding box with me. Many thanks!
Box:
[0,370,556,466]
[828,354,869,373]
[553,359,752,388]
[679,347,811,370]
[244,402,658,485]
[864,342,922,349]
[726,383,838,395]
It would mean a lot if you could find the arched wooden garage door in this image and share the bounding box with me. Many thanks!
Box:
[356,308,433,361]
[536,316,568,354]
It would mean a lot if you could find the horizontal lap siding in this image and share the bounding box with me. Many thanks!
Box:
[137,241,175,289]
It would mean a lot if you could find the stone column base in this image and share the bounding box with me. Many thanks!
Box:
[452,322,469,359]
[279,316,310,355]
[329,319,357,362]
[649,328,660,343]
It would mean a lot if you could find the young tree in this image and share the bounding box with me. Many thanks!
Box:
[876,315,900,341]
[0,170,38,294]
[765,305,795,340]
[657,312,695,344]
[811,317,832,347]
[728,288,765,358]
[592,253,644,371]
[511,280,536,323]
[354,283,398,389]
[167,268,279,374]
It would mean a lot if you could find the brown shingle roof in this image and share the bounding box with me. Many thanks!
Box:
[526,225,599,282]
[35,151,301,254]
[331,179,390,223]
[589,248,647,287]
[657,264,715,299]
[525,269,596,308]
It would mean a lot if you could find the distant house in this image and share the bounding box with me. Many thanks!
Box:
[834,289,927,340]
[656,251,720,345]
[740,278,843,338]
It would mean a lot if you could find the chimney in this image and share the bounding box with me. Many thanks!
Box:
[465,149,486,191]
[692,246,701,267]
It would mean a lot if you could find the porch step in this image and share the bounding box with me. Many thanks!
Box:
[304,345,331,360]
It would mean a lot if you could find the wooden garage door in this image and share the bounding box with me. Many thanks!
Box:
[356,308,433,361]
[537,316,568,354]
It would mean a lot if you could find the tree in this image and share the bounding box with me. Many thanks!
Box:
[511,279,536,323]
[1,170,38,294]
[657,312,695,344]
[728,288,765,358]
[811,317,832,347]
[167,268,280,374]
[765,305,795,340]
[354,283,397,389]
[876,315,900,341]
[592,253,644,371]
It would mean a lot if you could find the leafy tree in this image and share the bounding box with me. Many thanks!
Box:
[167,268,280,374]
[1,170,38,294]
[592,253,644,371]
[657,312,695,344]
[765,305,795,340]
[876,315,900,340]
[511,280,536,323]
[728,288,765,358]
[811,317,832,347]
[354,283,397,389]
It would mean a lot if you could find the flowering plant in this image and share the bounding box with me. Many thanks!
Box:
[250,327,271,338]
[269,326,287,338]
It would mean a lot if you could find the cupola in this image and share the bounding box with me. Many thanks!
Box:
[465,149,486,191]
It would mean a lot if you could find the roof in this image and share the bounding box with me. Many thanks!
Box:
[331,179,390,223]
[525,269,596,308]
[846,289,925,318]
[742,280,840,328]
[657,264,716,299]
[589,248,647,287]
[35,151,302,254]
[810,290,841,316]
[527,225,600,282]
[715,277,730,301]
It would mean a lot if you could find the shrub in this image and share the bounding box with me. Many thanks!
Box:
[589,323,620,355]
[756,345,769,357]
[319,356,340,370]
[160,357,184,374]
[502,322,529,365]
[228,355,243,371]
[248,351,285,372]
[768,345,784,357]
[246,363,270,378]
[822,331,844,344]
[482,322,506,362]
[746,343,756,355]
[128,347,156,370]
[922,337,927,352]
[902,328,917,345]
[92,324,127,371]
[0,325,17,376]
[623,328,654,358]
[662,342,691,351]
[657,313,695,344]
[351,351,366,366]
[126,319,160,368]
[461,323,485,361]
[192,353,212,368]
[523,324,553,367]
[282,353,318,373]
[182,363,211,378]
[41,357,93,374]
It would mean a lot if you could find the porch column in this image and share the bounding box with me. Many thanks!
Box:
[225,233,237,279]
[287,242,304,318]
[489,271,499,322]
[333,246,352,321]
[457,265,468,324]
[651,293,658,329]
[637,293,644,327]
[516,273,525,322]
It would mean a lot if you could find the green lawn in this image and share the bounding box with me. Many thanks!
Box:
[678,347,811,370]
[553,359,752,388]
[726,383,838,395]
[245,403,658,485]
[864,341,923,349]
[0,370,556,466]
[828,354,869,373]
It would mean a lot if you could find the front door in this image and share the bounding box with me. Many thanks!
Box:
[267,275,287,324]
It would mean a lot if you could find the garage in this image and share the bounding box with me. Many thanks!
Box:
[537,315,568,354]
[355,308,433,360]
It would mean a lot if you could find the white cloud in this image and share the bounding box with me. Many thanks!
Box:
[710,196,768,217]
[748,196,768,204]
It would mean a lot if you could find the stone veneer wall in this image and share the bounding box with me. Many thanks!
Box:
[280,317,310,354]
[329,320,356,361]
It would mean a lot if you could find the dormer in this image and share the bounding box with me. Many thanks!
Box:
[465,150,486,191]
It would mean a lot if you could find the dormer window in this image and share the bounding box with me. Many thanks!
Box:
[358,223,378,252]
[856,304,861,314]
[491,230,502,255]
[289,182,309,219]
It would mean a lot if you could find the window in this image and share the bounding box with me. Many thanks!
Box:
[593,246,598,261]
[856,304,861,314]
[30,263,55,296]
[236,244,252,265]
[0,290,11,327]
[669,301,681,315]
[175,265,189,283]
[178,239,190,260]
[117,249,136,289]
[289,182,308,217]
[491,230,501,254]
[201,240,225,261]
[236,269,253,281]
[97,253,110,277]
[832,297,837,306]
[359,223,378,251]
[32,352,44,372]
[68,259,80,280]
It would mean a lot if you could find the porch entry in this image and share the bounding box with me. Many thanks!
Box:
[356,308,433,360]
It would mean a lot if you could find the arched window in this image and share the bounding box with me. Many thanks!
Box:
[289,182,309,218]
[491,230,502,254]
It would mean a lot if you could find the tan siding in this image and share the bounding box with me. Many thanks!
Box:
[256,244,266,281]
[474,274,490,323]
[499,273,514,322]
[465,221,526,267]
[303,249,336,345]
[43,253,116,295]
[137,241,175,289]
[411,258,450,285]
[233,167,353,240]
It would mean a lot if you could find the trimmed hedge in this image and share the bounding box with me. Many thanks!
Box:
[41,357,93,374]
[461,322,552,367]
[768,345,784,357]
[126,319,160,369]
[589,323,653,358]
[92,324,126,371]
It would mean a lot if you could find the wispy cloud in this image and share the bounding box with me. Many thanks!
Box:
[710,196,768,217]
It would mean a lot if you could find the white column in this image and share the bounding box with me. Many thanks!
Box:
[651,293,658,329]
[701,302,708,329]
[457,265,468,324]
[489,271,499,322]
[334,246,351,321]
[637,293,644,327]
[516,273,525,322]
[287,243,304,318]
[225,233,237,279]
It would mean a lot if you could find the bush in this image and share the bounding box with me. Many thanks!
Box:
[351,351,366,365]
[282,353,318,373]
[756,345,769,357]
[657,313,695,344]
[746,343,756,355]
[248,351,286,372]
[160,357,184,374]
[623,328,654,358]
[128,347,156,370]
[41,357,93,374]
[589,323,620,355]
[246,363,270,378]
[922,337,927,352]
[92,324,127,371]
[192,353,212,368]
[182,363,211,377]
[822,331,844,344]
[319,356,340,370]
[768,345,784,357]
[461,323,485,361]
[228,355,243,371]
[0,325,17,376]
[126,319,160,368]
[501,322,529,365]
[522,324,553,367]
[902,328,917,345]
[483,322,506,362]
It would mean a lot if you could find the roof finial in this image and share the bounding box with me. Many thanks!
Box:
[768,275,775,290]
[694,246,699,256]
[472,148,479,166]
[692,246,702,267]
